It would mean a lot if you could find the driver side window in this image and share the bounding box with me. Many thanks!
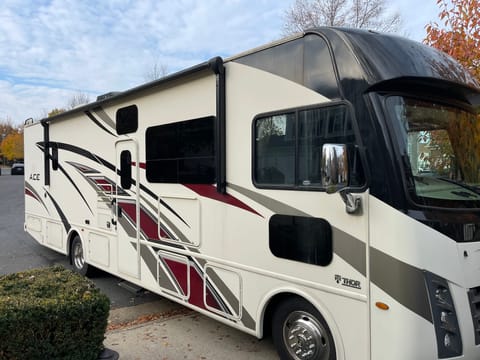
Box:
[253,103,364,189]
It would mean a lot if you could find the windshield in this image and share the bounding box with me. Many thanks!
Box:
[387,96,480,208]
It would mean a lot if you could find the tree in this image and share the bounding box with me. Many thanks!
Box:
[67,92,90,109]
[0,118,15,140]
[283,0,401,35]
[424,0,480,184]
[424,0,480,80]
[0,118,18,165]
[47,108,66,117]
[42,93,89,119]
[1,131,24,162]
[144,62,169,82]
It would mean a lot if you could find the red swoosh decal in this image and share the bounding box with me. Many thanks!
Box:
[183,184,263,218]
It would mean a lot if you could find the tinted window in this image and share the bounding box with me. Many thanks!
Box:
[146,116,215,183]
[298,106,355,187]
[235,34,340,100]
[269,215,333,266]
[254,104,363,189]
[255,113,296,185]
[116,105,138,135]
[303,34,339,99]
[120,150,132,190]
[235,38,304,85]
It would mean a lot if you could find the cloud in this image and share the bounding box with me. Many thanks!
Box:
[0,0,440,125]
[390,0,440,40]
[0,80,76,121]
[0,0,289,124]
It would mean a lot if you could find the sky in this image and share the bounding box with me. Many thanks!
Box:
[0,0,442,126]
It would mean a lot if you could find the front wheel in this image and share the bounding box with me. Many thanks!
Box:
[70,235,92,276]
[272,297,336,360]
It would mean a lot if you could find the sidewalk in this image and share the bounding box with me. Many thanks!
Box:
[104,302,278,360]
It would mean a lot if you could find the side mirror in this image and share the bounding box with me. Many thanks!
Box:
[322,144,348,194]
[322,143,362,214]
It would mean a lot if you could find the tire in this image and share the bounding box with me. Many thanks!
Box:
[70,235,92,276]
[272,297,336,360]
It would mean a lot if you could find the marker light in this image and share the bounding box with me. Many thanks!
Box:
[424,271,462,358]
[375,302,390,311]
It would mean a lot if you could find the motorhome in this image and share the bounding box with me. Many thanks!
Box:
[24,27,480,359]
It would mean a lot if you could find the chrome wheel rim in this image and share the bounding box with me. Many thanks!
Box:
[73,241,84,270]
[283,310,331,360]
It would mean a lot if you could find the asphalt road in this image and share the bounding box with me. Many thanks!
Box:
[0,173,161,308]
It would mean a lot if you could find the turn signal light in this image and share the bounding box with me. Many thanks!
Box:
[375,302,390,310]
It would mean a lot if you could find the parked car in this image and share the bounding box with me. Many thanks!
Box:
[11,163,24,175]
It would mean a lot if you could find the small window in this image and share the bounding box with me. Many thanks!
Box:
[269,215,333,266]
[116,105,138,135]
[120,150,132,190]
[254,103,363,189]
[146,116,215,183]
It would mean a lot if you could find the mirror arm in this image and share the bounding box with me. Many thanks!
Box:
[339,189,362,215]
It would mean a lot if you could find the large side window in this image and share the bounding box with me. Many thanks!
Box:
[254,103,363,189]
[146,116,215,183]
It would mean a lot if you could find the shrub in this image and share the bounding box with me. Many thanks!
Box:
[0,266,110,360]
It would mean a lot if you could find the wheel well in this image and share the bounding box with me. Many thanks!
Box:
[262,292,306,338]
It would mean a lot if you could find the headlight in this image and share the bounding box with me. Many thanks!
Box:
[424,271,462,358]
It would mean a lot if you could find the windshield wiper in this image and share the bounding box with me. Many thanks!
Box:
[451,190,478,198]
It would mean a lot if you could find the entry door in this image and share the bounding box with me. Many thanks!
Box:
[115,139,140,279]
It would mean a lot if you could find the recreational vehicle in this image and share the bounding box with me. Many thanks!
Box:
[24,27,480,359]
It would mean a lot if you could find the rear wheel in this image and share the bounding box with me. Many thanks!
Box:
[70,235,92,276]
[272,297,336,360]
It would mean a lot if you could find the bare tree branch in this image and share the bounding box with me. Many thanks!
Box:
[323,0,348,26]
[144,62,169,82]
[67,92,90,109]
[283,0,402,35]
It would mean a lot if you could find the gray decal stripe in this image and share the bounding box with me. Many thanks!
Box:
[84,110,117,137]
[152,224,257,329]
[370,247,432,323]
[333,228,366,276]
[141,189,254,330]
[44,191,71,233]
[229,184,309,217]
[205,266,256,330]
[118,215,137,238]
[205,266,238,311]
[159,213,192,245]
[139,243,178,293]
[121,215,178,293]
[241,306,256,331]
[93,107,116,130]
[139,194,196,250]
[158,256,185,295]
[230,183,366,276]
